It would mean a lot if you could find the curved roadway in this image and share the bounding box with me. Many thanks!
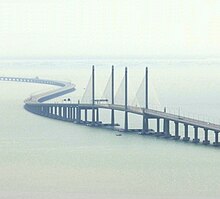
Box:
[0,76,76,104]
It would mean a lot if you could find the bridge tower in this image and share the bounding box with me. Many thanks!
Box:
[145,67,149,109]
[142,67,149,134]
[92,65,95,126]
[124,67,128,132]
[111,65,115,127]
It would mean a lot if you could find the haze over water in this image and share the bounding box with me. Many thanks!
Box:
[0,59,220,199]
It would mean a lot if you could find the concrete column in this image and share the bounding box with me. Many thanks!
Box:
[79,108,81,123]
[63,107,67,119]
[183,124,190,141]
[42,106,46,116]
[203,129,210,145]
[142,114,148,134]
[163,119,166,133]
[213,131,219,146]
[68,106,73,121]
[174,121,180,140]
[124,112,128,132]
[54,106,57,118]
[157,118,160,133]
[44,106,47,116]
[50,106,54,118]
[59,106,62,118]
[164,119,170,137]
[73,107,76,121]
[96,108,99,123]
[45,106,49,117]
[85,109,87,122]
[193,126,200,143]
[77,107,81,123]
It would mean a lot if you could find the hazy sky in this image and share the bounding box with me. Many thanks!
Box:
[0,0,219,59]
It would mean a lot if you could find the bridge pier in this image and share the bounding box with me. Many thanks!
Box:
[85,109,88,123]
[174,121,180,140]
[77,107,81,123]
[68,107,72,121]
[54,106,58,118]
[141,114,148,135]
[47,106,50,117]
[50,106,53,116]
[213,131,219,146]
[63,107,67,120]
[124,111,128,132]
[44,106,48,116]
[50,106,54,118]
[45,106,49,117]
[73,107,76,121]
[203,129,210,145]
[142,114,148,134]
[111,109,115,126]
[59,106,62,119]
[59,106,62,118]
[193,126,200,143]
[51,106,54,116]
[183,124,190,141]
[92,108,95,125]
[157,118,160,133]
[163,119,170,137]
[96,108,99,123]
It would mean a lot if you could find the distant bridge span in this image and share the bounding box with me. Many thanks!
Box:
[0,76,75,103]
[0,66,219,148]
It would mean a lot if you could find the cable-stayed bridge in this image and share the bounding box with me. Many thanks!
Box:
[1,66,220,148]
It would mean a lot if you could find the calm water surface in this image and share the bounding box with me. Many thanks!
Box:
[0,59,220,199]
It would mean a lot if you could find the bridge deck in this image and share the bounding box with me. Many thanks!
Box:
[38,103,220,132]
[1,76,220,135]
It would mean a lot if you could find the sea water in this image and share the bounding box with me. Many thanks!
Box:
[0,59,220,199]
